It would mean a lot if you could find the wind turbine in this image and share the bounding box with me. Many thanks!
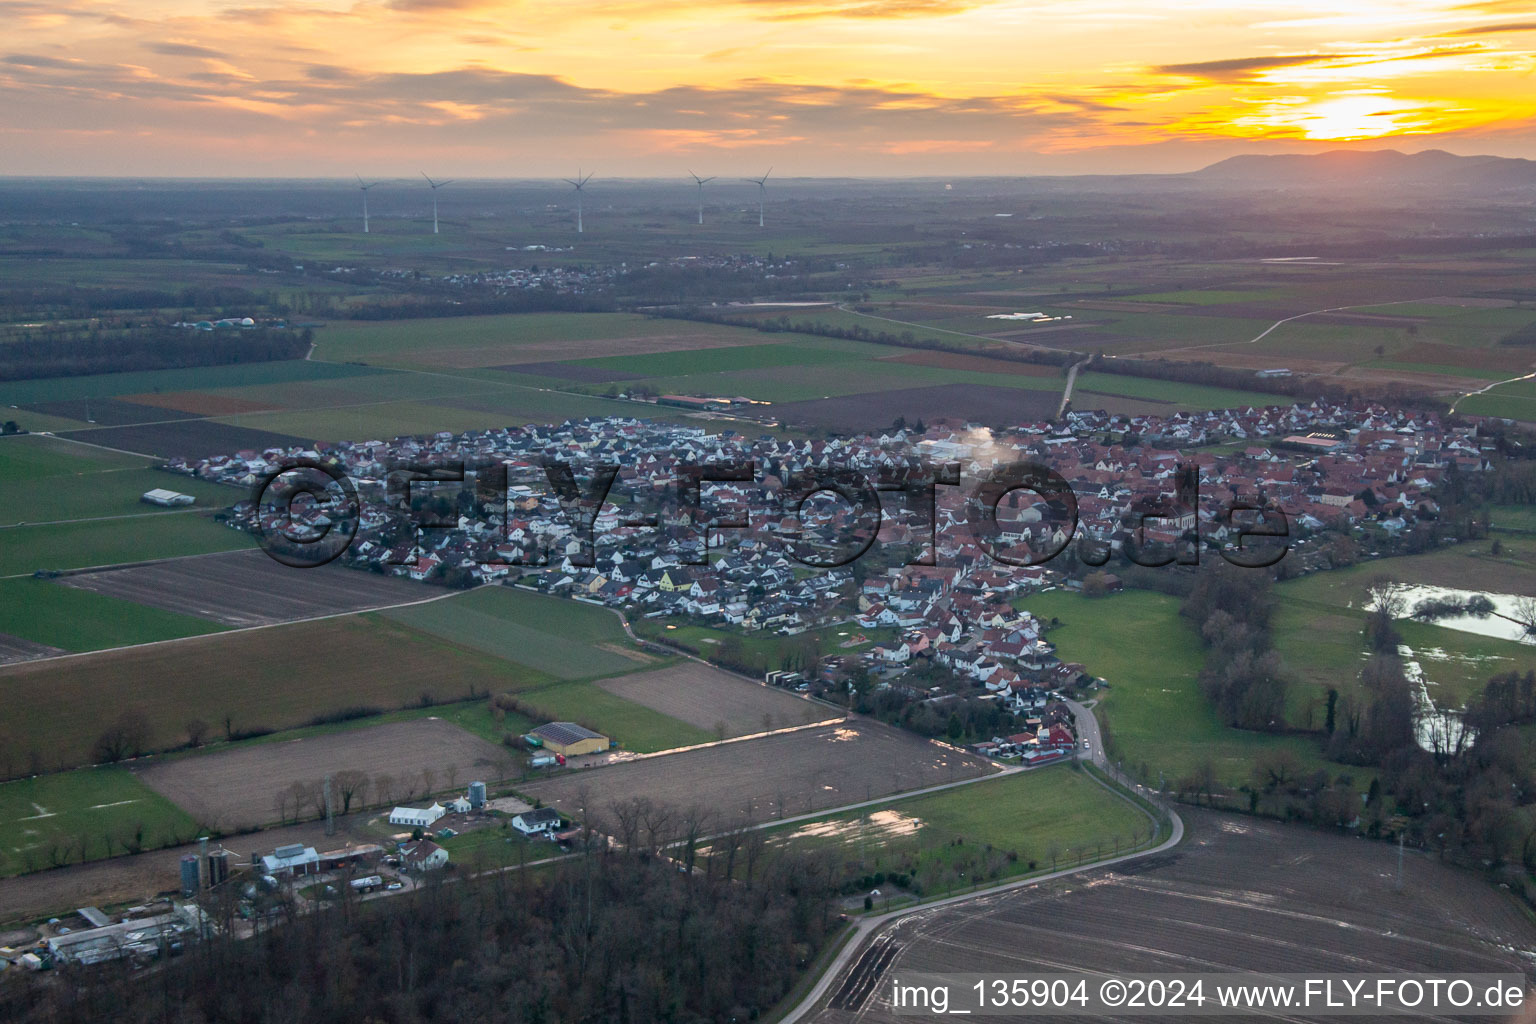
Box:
[422,173,453,234]
[356,175,382,234]
[562,170,594,233]
[688,170,715,225]
[746,167,772,227]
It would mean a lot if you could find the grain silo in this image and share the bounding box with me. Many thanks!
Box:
[180,854,201,897]
[207,849,230,886]
[468,781,487,810]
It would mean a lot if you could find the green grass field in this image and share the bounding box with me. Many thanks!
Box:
[765,765,1152,896]
[0,768,200,879]
[311,312,745,365]
[0,434,242,526]
[510,678,714,753]
[568,340,884,378]
[1492,504,1536,533]
[1457,392,1536,422]
[1273,550,1536,716]
[380,587,709,751]
[1122,289,1284,306]
[0,577,228,651]
[383,586,650,680]
[1016,589,1331,787]
[0,513,252,577]
[438,821,555,867]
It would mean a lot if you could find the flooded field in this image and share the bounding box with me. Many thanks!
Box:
[1375,584,1535,644]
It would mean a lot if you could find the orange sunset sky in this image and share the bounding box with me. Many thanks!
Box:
[3,0,1535,176]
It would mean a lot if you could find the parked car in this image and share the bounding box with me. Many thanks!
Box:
[386,882,403,891]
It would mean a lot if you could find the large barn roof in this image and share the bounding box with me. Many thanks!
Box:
[530,721,606,745]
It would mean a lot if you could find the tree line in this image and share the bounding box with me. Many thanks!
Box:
[0,326,310,382]
[0,830,840,1024]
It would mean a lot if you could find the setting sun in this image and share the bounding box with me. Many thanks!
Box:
[1,1,1534,174]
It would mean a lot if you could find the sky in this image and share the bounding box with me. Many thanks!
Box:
[3,0,1535,177]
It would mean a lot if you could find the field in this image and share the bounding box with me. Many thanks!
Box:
[311,312,775,368]
[0,576,228,653]
[0,359,385,409]
[1492,504,1536,533]
[0,632,64,666]
[773,383,1063,431]
[0,768,199,879]
[135,718,510,830]
[521,720,998,826]
[507,679,716,753]
[592,662,835,737]
[767,766,1152,895]
[1016,590,1332,787]
[382,585,652,679]
[813,808,1536,1022]
[0,615,535,771]
[55,420,308,461]
[0,513,253,578]
[58,548,434,627]
[1274,552,1536,718]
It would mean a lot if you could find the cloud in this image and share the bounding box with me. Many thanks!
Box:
[148,42,225,58]
[1444,21,1536,35]
[739,0,991,20]
[3,53,81,69]
[1153,54,1357,81]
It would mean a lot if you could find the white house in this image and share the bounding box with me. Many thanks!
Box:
[389,803,446,829]
[401,838,449,872]
[512,807,562,836]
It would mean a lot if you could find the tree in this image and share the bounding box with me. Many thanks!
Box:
[92,709,152,763]
[946,712,964,742]
[184,718,209,748]
[334,769,370,814]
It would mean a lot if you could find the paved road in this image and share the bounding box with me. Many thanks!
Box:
[778,700,1184,1024]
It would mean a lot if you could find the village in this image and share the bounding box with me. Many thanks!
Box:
[168,398,1486,708]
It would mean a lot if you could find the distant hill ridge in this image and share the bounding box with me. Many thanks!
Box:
[1192,148,1536,188]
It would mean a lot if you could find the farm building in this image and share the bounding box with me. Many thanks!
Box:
[401,839,449,872]
[389,803,446,829]
[141,488,195,507]
[528,722,609,757]
[45,905,208,966]
[513,807,562,836]
[260,844,320,877]
[318,845,383,871]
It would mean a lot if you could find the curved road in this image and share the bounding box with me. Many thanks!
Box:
[778,699,1184,1024]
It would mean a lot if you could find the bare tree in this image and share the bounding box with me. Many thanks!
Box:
[334,770,369,814]
[1366,576,1405,619]
[185,718,210,748]
[92,708,153,763]
[1511,595,1536,635]
[284,781,310,822]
